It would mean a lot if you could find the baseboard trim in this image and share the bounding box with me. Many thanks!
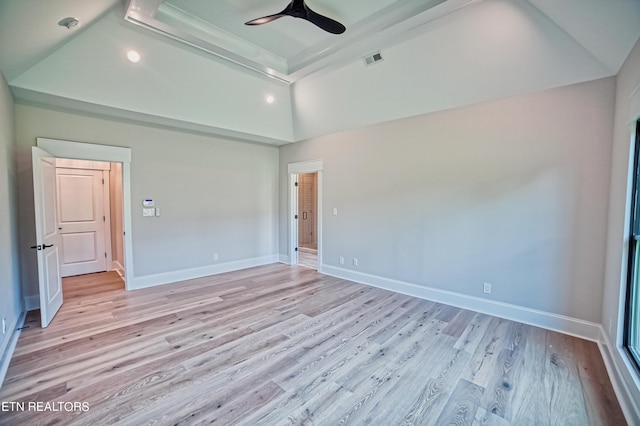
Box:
[24,294,39,311]
[321,265,601,341]
[0,311,26,389]
[597,327,640,425]
[278,254,290,264]
[129,255,280,290]
[111,260,125,279]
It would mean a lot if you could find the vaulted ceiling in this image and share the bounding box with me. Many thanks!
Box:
[1,0,639,144]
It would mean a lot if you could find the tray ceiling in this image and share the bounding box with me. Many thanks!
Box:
[124,0,461,83]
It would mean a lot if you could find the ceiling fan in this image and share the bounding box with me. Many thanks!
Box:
[245,0,346,35]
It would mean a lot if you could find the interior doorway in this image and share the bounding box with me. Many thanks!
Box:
[32,138,132,327]
[297,173,318,269]
[54,159,125,279]
[288,160,323,272]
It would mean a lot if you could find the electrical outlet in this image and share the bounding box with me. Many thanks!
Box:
[213,252,219,261]
[339,256,344,265]
[483,283,492,294]
[353,258,358,267]
[2,318,6,334]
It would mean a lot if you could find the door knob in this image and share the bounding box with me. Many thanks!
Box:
[42,244,54,249]
[30,245,42,250]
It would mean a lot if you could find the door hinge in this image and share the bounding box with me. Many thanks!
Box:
[295,182,298,187]
[295,215,298,219]
[103,216,106,222]
[105,252,107,258]
[295,247,298,252]
[102,178,104,184]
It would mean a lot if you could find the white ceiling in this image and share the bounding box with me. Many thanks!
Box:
[0,0,639,143]
[125,0,454,81]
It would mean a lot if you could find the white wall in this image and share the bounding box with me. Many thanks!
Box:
[281,77,615,324]
[291,0,612,141]
[0,71,22,376]
[602,37,640,420]
[15,104,279,299]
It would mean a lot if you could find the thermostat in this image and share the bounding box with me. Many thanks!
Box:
[142,199,155,207]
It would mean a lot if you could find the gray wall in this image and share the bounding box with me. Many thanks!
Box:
[280,77,616,323]
[15,104,279,298]
[0,71,22,362]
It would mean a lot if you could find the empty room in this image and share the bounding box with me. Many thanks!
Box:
[1,0,640,424]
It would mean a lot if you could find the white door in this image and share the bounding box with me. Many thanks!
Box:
[32,147,63,328]
[56,168,107,277]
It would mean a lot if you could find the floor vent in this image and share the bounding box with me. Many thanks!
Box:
[363,51,384,66]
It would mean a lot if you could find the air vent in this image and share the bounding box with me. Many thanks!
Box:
[363,51,384,66]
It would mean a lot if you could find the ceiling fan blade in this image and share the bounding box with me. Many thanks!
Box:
[245,0,345,34]
[304,7,346,34]
[246,1,294,26]
[245,14,286,26]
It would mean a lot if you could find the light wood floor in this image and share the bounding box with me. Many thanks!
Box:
[298,248,317,270]
[0,264,625,425]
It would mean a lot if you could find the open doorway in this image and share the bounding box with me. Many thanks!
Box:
[54,158,125,282]
[32,138,132,327]
[297,172,318,269]
[288,160,323,272]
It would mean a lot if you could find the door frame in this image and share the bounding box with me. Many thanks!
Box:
[288,160,323,272]
[37,138,134,289]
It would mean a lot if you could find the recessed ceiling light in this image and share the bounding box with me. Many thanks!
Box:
[127,50,141,63]
[266,95,275,104]
[58,17,80,30]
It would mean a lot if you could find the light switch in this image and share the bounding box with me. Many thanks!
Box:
[155,207,161,216]
[332,208,338,216]
[142,208,155,217]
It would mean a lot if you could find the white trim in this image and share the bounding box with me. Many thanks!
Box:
[321,264,602,341]
[278,254,290,264]
[316,172,323,273]
[0,311,26,389]
[288,160,324,174]
[36,138,134,289]
[598,327,640,425]
[128,255,279,290]
[112,260,125,278]
[24,294,40,311]
[289,173,299,266]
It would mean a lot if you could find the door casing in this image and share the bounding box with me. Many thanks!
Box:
[36,138,133,290]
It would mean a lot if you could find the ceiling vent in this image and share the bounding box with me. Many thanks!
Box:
[363,51,384,66]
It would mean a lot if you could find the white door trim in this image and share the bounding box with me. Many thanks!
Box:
[290,173,299,266]
[37,138,133,290]
[288,160,323,272]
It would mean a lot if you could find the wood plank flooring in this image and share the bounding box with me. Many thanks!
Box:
[298,248,317,270]
[0,264,626,425]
